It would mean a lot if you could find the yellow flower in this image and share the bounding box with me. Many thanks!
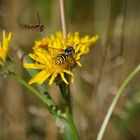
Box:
[0,31,12,64]
[24,32,99,85]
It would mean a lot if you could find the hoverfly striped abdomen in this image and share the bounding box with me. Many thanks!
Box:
[55,54,67,65]
[55,46,75,65]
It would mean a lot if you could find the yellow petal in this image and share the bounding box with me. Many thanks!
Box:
[60,72,69,84]
[63,70,73,76]
[29,70,50,85]
[8,32,12,41]
[29,51,51,66]
[76,61,82,67]
[63,70,74,84]
[23,63,46,69]
[2,31,6,42]
[91,35,99,43]
[49,72,58,85]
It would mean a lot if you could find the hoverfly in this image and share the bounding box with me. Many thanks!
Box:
[55,46,75,65]
[22,11,45,32]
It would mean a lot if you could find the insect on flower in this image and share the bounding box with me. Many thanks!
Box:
[23,32,99,85]
[22,11,45,32]
[55,46,75,65]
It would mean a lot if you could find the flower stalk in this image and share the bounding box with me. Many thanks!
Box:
[59,81,72,114]
[62,109,80,140]
[58,0,79,139]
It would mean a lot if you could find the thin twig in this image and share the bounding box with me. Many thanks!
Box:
[97,64,140,140]
[59,0,67,38]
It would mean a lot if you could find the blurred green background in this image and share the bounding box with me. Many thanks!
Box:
[0,0,140,140]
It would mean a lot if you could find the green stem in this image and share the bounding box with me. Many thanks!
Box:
[62,109,80,140]
[10,73,65,118]
[97,64,140,140]
[58,81,79,139]
[59,81,72,115]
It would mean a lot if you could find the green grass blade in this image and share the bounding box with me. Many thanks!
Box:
[97,64,140,140]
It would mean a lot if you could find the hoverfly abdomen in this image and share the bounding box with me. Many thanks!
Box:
[55,54,67,65]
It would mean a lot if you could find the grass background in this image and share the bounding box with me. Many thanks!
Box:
[0,0,140,140]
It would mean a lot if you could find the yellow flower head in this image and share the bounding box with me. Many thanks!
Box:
[24,32,99,85]
[0,31,12,64]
